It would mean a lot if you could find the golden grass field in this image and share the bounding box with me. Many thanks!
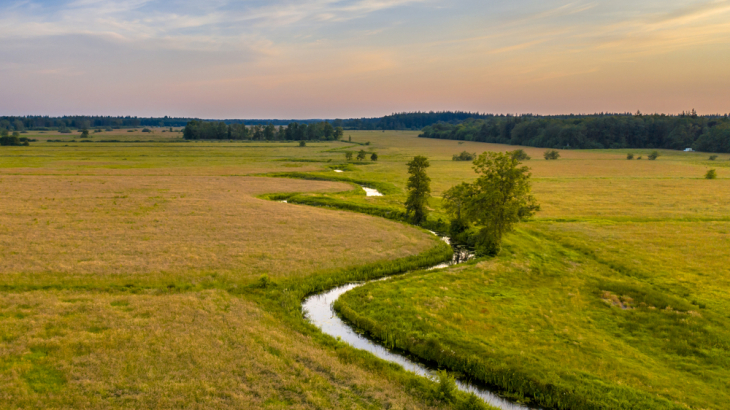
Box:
[2,130,729,409]
[0,176,431,288]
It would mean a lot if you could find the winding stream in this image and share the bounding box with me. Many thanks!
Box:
[301,198,538,409]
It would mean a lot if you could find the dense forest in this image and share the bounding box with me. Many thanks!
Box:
[0,116,193,131]
[0,112,490,132]
[341,111,492,130]
[182,120,344,141]
[419,113,730,153]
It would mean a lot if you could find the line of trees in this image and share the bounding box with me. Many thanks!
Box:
[182,120,344,141]
[419,113,730,153]
[0,116,192,131]
[342,111,493,130]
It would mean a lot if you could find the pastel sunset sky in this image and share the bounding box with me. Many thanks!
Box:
[1,0,729,118]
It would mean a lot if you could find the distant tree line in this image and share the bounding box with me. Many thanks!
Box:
[341,111,493,130]
[419,113,730,153]
[0,116,194,131]
[182,120,344,141]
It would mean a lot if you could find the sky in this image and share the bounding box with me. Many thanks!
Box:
[1,0,729,118]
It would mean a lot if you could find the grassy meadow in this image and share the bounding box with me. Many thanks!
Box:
[1,130,729,409]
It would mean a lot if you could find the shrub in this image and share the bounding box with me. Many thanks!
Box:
[458,394,488,410]
[0,136,21,146]
[434,371,457,403]
[371,153,378,161]
[345,152,353,161]
[637,156,643,160]
[648,151,660,160]
[627,153,634,160]
[105,127,113,131]
[299,140,306,147]
[80,129,90,138]
[142,128,152,133]
[544,150,560,160]
[453,151,476,161]
[709,155,718,160]
[258,274,271,288]
[705,169,717,179]
[511,149,531,161]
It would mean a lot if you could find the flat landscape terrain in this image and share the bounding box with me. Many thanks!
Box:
[1,130,729,409]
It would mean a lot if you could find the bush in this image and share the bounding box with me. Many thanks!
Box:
[458,394,488,410]
[544,149,560,160]
[299,140,306,147]
[345,152,353,161]
[648,151,660,160]
[142,128,152,133]
[705,169,717,179]
[105,127,113,131]
[511,149,530,161]
[371,153,378,161]
[434,371,457,403]
[453,151,476,161]
[627,153,634,160]
[0,136,21,146]
[258,274,272,288]
[637,156,643,160]
[709,155,718,160]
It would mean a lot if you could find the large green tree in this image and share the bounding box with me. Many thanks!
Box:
[405,156,431,225]
[444,151,539,255]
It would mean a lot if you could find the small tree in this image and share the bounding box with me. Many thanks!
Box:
[452,151,476,161]
[442,182,472,238]
[627,153,634,160]
[299,140,306,147]
[357,149,367,161]
[371,153,378,161]
[345,152,353,161]
[334,126,344,140]
[511,149,530,161]
[405,156,431,225]
[544,150,560,160]
[348,136,351,142]
[705,169,717,179]
[80,129,90,138]
[709,155,718,161]
[648,151,660,160]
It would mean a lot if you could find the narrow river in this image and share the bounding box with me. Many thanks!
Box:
[301,186,538,410]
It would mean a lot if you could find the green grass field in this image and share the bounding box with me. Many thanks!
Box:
[1,130,728,409]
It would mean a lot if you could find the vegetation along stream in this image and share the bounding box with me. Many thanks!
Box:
[302,231,538,410]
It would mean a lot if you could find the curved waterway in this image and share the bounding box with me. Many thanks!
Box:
[302,231,539,410]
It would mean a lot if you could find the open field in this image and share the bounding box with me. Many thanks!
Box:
[2,131,729,409]
[0,176,433,289]
[1,290,449,410]
[328,132,730,408]
[0,137,454,409]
